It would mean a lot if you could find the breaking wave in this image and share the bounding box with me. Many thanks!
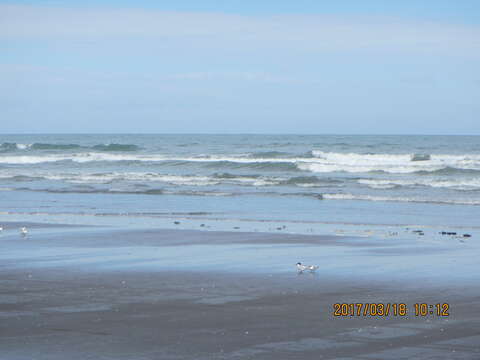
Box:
[303,151,480,174]
[1,151,479,174]
[0,172,284,187]
[0,142,26,152]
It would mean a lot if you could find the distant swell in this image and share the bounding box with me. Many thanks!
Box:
[281,176,342,187]
[0,142,140,152]
[283,176,321,185]
[31,143,82,150]
[249,151,289,158]
[91,144,140,151]
[415,167,480,175]
[411,153,431,161]
[204,160,298,172]
[213,172,259,179]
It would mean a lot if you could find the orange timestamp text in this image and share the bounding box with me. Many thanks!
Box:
[333,303,449,317]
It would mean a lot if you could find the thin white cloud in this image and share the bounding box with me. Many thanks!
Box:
[1,4,479,55]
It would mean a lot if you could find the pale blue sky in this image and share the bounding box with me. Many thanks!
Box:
[1,1,479,134]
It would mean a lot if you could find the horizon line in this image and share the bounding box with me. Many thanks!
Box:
[1,133,480,136]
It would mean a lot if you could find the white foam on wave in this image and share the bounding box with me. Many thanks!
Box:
[16,144,31,150]
[1,151,480,174]
[51,173,221,186]
[358,178,480,190]
[304,151,480,173]
[0,143,32,151]
[0,171,282,187]
[45,173,222,186]
[0,153,168,164]
[0,153,297,164]
[0,155,66,164]
[323,193,480,205]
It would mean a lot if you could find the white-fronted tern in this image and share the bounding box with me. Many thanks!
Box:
[296,262,319,273]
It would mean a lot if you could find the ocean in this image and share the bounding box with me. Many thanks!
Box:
[1,134,479,234]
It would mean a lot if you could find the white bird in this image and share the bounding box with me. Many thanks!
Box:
[0,226,3,231]
[20,227,28,236]
[296,262,319,273]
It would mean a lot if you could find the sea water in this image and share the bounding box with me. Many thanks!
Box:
[1,134,479,234]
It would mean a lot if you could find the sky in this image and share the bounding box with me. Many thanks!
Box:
[1,1,479,134]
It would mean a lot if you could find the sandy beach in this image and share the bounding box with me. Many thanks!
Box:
[0,223,479,359]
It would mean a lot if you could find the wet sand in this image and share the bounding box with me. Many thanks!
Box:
[0,225,479,359]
